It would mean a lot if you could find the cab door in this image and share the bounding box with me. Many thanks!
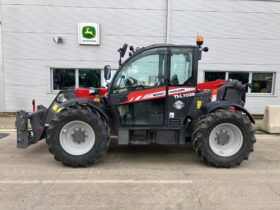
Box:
[167,47,197,127]
[109,47,168,126]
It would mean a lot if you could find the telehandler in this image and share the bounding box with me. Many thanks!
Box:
[16,36,256,167]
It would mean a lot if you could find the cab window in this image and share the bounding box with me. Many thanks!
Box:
[170,49,193,86]
[112,48,166,94]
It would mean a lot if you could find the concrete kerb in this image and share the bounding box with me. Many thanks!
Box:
[261,105,280,134]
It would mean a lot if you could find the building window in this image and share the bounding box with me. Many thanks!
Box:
[53,69,76,90]
[228,72,249,84]
[204,71,275,94]
[205,72,226,82]
[251,73,273,93]
[51,68,101,91]
[79,69,101,88]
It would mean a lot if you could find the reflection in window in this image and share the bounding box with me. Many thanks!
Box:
[52,69,101,91]
[113,48,166,94]
[53,69,75,90]
[79,69,101,88]
[205,72,226,82]
[228,72,249,84]
[251,73,273,93]
[204,71,275,94]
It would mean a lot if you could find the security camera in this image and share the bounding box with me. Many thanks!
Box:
[53,36,63,44]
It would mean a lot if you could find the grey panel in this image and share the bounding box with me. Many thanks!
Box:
[1,0,133,8]
[172,0,280,13]
[245,96,280,115]
[170,11,280,39]
[170,37,280,65]
[4,85,54,111]
[2,33,165,60]
[171,0,204,11]
[3,59,117,86]
[1,0,166,9]
[204,0,280,13]
[1,5,166,35]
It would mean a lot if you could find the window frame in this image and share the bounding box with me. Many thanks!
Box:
[203,70,276,95]
[50,68,102,92]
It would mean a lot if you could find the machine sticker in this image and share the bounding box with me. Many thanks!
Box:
[122,87,196,104]
[169,112,175,118]
[173,100,185,110]
[174,92,195,99]
[52,103,62,113]
[197,100,202,109]
[52,104,58,111]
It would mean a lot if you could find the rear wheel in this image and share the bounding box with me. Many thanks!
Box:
[192,109,256,168]
[46,108,110,167]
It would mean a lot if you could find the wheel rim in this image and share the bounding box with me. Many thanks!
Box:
[59,120,95,156]
[209,123,243,157]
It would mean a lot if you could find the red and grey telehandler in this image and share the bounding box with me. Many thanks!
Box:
[16,36,256,167]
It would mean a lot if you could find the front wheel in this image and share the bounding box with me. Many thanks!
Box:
[192,109,256,168]
[46,108,110,167]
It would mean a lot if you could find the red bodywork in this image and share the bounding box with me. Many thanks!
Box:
[75,87,108,100]
[197,80,226,90]
[74,80,226,103]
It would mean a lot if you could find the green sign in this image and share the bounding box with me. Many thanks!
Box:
[78,23,100,45]
[82,26,96,39]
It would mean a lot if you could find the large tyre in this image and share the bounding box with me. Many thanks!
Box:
[192,109,256,168]
[46,107,110,167]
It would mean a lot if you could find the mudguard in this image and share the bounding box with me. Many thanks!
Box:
[201,100,255,123]
[57,98,111,122]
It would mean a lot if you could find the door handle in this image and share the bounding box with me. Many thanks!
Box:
[119,96,128,103]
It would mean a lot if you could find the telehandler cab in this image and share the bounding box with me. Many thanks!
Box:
[16,36,256,167]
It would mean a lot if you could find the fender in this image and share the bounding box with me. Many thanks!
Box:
[201,100,255,123]
[57,98,111,122]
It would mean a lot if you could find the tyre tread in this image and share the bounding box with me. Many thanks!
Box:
[192,109,256,168]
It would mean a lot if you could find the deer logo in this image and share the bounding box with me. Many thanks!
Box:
[82,26,96,39]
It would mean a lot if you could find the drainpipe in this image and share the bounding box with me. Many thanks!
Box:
[0,5,5,112]
[166,0,172,44]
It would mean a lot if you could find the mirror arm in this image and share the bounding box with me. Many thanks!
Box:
[119,57,122,66]
[117,48,123,66]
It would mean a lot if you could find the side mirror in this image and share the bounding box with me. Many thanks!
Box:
[104,65,111,80]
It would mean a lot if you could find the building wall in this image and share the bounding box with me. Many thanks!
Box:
[0,0,279,114]
[169,0,280,114]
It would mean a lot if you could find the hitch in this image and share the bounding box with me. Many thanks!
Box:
[15,90,76,149]
[16,106,48,148]
[16,110,33,148]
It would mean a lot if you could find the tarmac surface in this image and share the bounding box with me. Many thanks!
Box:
[0,131,280,210]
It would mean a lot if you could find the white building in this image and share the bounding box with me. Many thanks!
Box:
[0,0,279,114]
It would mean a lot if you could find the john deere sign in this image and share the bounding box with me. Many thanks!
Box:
[78,23,100,45]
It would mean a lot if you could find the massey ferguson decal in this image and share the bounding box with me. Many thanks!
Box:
[121,87,196,104]
[173,100,185,110]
